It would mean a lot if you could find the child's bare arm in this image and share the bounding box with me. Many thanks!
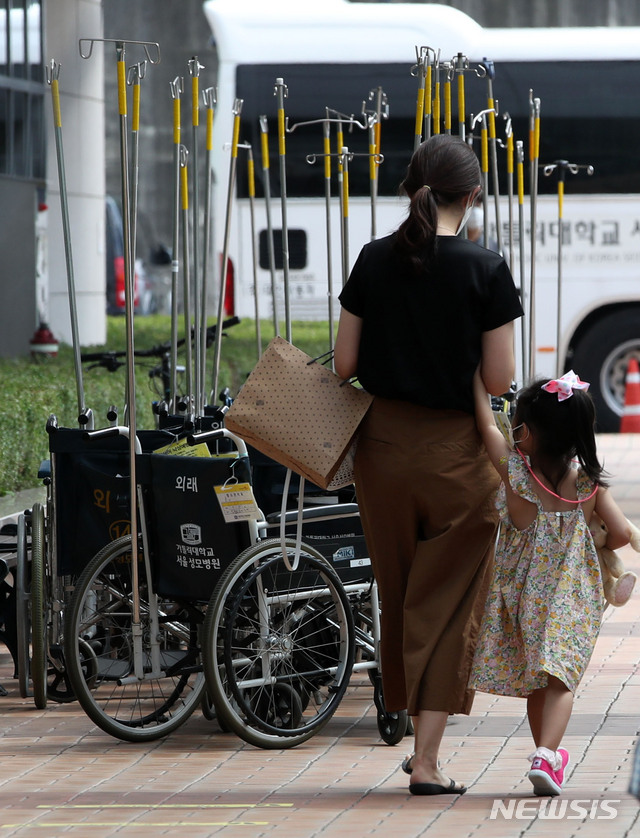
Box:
[473,367,511,482]
[594,488,632,550]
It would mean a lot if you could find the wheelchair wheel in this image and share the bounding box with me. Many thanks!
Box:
[200,689,234,732]
[64,534,206,742]
[203,538,355,749]
[373,674,408,745]
[15,513,30,698]
[30,503,48,709]
[46,640,97,703]
[200,689,218,722]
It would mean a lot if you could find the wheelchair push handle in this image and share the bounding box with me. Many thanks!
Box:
[187,427,248,458]
[84,425,143,454]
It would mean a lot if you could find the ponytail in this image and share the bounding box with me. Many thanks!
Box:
[395,135,481,275]
[396,185,438,274]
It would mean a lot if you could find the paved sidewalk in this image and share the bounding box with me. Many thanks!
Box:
[1,435,640,837]
[0,488,46,526]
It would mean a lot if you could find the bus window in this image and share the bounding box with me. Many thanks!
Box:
[259,229,307,271]
[235,62,415,198]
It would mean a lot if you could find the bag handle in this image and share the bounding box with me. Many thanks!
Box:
[279,468,305,571]
[309,350,361,388]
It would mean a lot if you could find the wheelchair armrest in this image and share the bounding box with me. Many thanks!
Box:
[38,459,51,479]
[266,502,360,526]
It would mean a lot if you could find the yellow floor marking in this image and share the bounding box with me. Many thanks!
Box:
[36,803,292,809]
[3,823,270,829]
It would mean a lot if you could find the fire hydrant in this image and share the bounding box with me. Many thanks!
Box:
[30,322,59,359]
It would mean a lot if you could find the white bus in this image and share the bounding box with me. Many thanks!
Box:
[203,0,640,431]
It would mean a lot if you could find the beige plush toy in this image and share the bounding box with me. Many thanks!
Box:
[589,514,639,607]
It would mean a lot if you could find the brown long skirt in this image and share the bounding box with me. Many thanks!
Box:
[354,396,499,716]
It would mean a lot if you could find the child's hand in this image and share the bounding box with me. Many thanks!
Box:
[474,366,512,479]
[473,366,494,429]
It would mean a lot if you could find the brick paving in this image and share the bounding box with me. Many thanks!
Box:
[1,434,640,837]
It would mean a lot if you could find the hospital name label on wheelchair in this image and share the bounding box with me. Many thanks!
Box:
[175,475,199,492]
[215,482,261,522]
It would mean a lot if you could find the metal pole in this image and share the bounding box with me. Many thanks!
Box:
[259,114,280,336]
[455,52,466,141]
[516,140,528,385]
[480,114,490,247]
[294,111,369,350]
[433,50,441,135]
[413,47,426,151]
[323,114,335,351]
[336,117,346,288]
[112,43,135,616]
[79,37,160,656]
[423,49,434,142]
[443,61,452,135]
[199,86,216,413]
[169,76,182,412]
[211,98,243,403]
[368,114,377,242]
[46,60,87,425]
[188,56,203,414]
[340,146,351,287]
[504,115,515,272]
[556,165,565,379]
[180,146,193,412]
[244,144,261,359]
[128,60,145,317]
[541,159,594,378]
[274,78,292,342]
[482,58,503,255]
[365,86,387,243]
[528,94,541,382]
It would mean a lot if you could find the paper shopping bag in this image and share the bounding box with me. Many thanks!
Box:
[225,336,373,489]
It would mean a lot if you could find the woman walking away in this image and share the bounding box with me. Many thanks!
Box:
[472,370,632,796]
[334,134,523,795]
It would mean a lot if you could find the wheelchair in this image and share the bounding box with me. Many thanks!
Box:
[14,415,214,710]
[56,424,347,745]
[200,436,409,748]
[59,425,408,749]
[10,412,403,750]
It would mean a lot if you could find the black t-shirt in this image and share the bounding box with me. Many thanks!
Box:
[338,233,524,414]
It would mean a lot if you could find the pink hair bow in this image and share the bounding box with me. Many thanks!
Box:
[541,370,590,401]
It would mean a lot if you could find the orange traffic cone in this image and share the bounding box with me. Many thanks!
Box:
[620,358,640,432]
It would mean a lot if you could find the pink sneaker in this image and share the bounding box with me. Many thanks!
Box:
[556,749,570,787]
[528,756,562,796]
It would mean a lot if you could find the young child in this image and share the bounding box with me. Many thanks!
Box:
[471,369,632,796]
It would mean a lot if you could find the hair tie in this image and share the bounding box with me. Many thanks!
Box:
[423,184,431,191]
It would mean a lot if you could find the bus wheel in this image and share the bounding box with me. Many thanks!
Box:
[570,310,640,433]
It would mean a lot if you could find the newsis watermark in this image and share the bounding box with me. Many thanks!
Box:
[490,798,620,821]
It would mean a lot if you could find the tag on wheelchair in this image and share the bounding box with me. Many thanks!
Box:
[155,438,211,458]
[215,481,261,522]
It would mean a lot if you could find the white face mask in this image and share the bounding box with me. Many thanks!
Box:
[509,422,530,447]
[456,195,476,236]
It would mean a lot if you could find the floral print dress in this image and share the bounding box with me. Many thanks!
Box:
[470,452,602,697]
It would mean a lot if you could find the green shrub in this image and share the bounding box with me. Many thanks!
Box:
[0,316,333,496]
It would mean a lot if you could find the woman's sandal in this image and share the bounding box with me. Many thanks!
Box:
[409,778,467,796]
[401,755,414,775]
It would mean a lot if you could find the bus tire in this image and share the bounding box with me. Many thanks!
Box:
[570,310,640,433]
